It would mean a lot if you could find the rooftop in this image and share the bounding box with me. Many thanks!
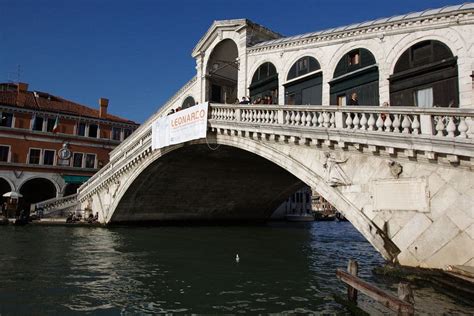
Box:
[0,82,137,125]
[251,3,474,48]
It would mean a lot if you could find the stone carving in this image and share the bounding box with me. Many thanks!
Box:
[13,170,23,179]
[58,142,72,166]
[58,142,72,160]
[388,160,403,178]
[323,153,351,186]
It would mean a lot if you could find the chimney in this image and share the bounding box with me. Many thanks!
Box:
[16,82,29,106]
[17,82,28,92]
[99,98,108,118]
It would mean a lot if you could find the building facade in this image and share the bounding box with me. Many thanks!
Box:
[0,82,138,209]
[154,4,473,115]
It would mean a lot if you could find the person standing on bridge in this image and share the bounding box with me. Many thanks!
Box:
[348,92,359,105]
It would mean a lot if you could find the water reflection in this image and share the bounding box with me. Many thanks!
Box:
[0,223,472,314]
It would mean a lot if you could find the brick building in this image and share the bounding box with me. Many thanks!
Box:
[0,82,138,208]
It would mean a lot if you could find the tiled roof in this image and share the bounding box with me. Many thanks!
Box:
[251,3,474,48]
[0,84,137,125]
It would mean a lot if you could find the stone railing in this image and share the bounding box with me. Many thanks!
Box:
[35,193,79,216]
[209,104,474,139]
[78,129,153,198]
[78,103,474,201]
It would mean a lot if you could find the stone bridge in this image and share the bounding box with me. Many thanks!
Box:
[75,103,474,269]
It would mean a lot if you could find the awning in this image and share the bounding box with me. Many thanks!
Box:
[63,175,91,184]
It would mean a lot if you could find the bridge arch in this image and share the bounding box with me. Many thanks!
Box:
[104,135,398,261]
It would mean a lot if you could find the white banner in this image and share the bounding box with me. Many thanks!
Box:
[152,102,208,150]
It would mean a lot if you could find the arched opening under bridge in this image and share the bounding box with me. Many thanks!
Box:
[111,144,305,223]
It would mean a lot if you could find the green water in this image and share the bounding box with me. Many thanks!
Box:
[0,222,472,314]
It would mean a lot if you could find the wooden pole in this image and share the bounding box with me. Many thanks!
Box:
[398,282,414,316]
[336,269,414,315]
[347,259,359,304]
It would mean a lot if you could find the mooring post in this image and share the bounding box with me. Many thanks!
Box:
[397,282,415,316]
[347,259,359,304]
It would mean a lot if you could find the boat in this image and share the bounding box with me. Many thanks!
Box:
[313,212,336,221]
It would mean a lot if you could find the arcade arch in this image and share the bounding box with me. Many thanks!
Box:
[19,178,57,205]
[182,96,196,109]
[249,62,278,104]
[329,48,379,106]
[284,56,322,105]
[0,177,13,203]
[389,40,458,107]
[206,39,239,104]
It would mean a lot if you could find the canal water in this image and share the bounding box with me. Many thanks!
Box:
[0,221,472,314]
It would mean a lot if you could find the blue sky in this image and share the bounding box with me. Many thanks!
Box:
[0,0,466,123]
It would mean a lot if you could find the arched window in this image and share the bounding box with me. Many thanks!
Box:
[285,56,322,105]
[287,56,320,81]
[249,62,278,104]
[329,48,379,106]
[389,40,458,107]
[182,96,196,109]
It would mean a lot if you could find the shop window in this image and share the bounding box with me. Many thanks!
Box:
[0,113,13,128]
[0,145,9,162]
[43,150,55,166]
[112,127,121,141]
[85,154,96,168]
[77,123,86,136]
[88,124,98,138]
[28,148,41,164]
[415,88,433,108]
[73,153,83,168]
[286,92,296,105]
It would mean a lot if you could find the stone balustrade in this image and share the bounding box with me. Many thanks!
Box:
[209,104,474,139]
[36,193,79,215]
[77,103,474,200]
